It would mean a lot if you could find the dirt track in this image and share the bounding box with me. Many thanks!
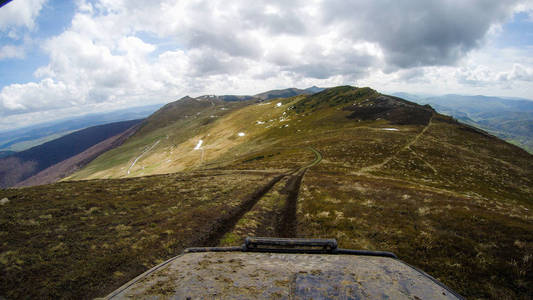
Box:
[196,147,322,246]
[194,173,287,247]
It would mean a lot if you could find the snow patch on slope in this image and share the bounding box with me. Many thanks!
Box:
[194,139,203,150]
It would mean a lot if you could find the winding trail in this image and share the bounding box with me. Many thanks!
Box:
[127,139,160,175]
[350,172,485,201]
[408,147,438,175]
[358,115,434,174]
[304,147,323,169]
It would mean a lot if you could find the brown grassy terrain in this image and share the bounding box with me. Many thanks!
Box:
[290,111,532,299]
[297,169,532,299]
[1,86,532,299]
[219,176,291,245]
[0,170,280,298]
[214,88,532,298]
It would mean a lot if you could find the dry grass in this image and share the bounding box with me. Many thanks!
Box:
[292,111,532,299]
[297,169,532,299]
[2,87,532,299]
[0,170,277,299]
[219,177,290,245]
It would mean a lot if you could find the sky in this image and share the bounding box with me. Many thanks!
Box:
[0,0,532,131]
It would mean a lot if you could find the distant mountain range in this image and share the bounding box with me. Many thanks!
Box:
[0,150,15,158]
[393,92,533,153]
[254,86,324,100]
[196,86,325,102]
[0,104,162,152]
[0,119,142,187]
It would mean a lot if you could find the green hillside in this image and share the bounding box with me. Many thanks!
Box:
[396,93,533,153]
[1,86,532,299]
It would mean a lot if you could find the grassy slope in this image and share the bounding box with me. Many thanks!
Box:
[1,86,532,299]
[17,124,140,187]
[0,171,279,298]
[66,96,310,180]
[294,113,533,298]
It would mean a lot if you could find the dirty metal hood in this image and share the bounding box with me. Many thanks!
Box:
[105,252,461,299]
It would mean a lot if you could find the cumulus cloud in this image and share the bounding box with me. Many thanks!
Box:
[282,40,379,79]
[321,0,520,69]
[499,64,533,81]
[0,0,531,130]
[0,45,25,60]
[0,0,47,32]
[396,68,429,83]
[0,79,80,115]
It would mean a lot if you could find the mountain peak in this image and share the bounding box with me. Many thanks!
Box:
[179,95,197,101]
[304,85,325,93]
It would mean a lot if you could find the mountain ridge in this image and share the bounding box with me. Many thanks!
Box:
[0,119,143,187]
[1,85,531,299]
[0,104,162,152]
[16,123,142,187]
[67,86,531,181]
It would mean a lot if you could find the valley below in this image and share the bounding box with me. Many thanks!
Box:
[1,86,532,299]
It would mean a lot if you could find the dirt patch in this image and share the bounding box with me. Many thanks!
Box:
[192,174,286,247]
[277,170,306,237]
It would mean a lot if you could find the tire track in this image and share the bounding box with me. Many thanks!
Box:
[277,169,306,237]
[201,147,322,246]
[278,147,322,238]
[193,173,287,247]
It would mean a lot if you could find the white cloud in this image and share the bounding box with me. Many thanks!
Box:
[514,0,533,15]
[0,45,25,60]
[0,78,81,114]
[321,0,521,69]
[500,64,533,81]
[0,0,47,31]
[372,46,533,97]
